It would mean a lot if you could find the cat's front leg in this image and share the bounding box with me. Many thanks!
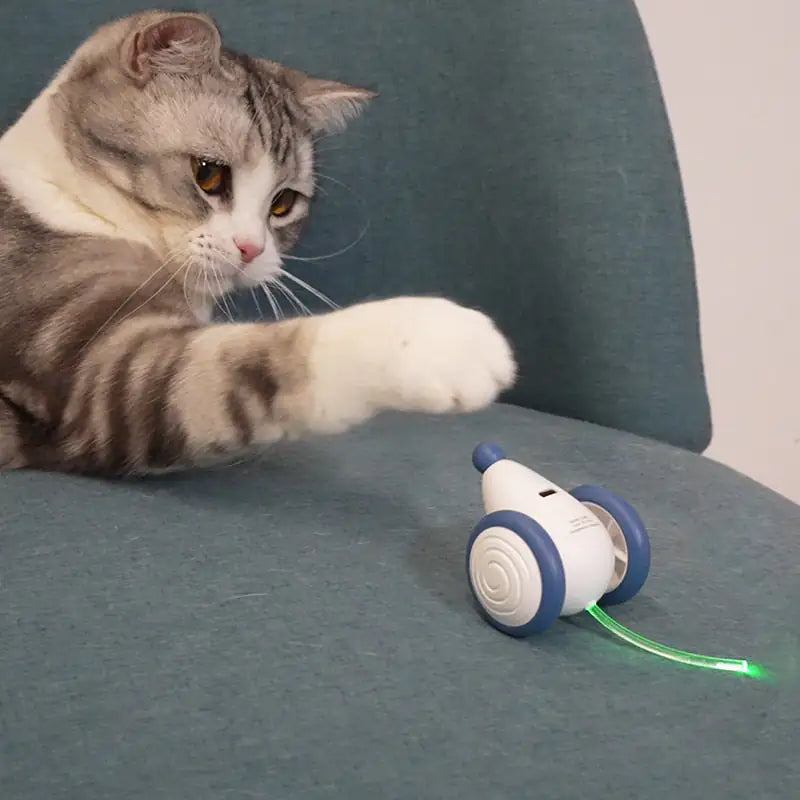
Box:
[281,296,517,435]
[49,296,514,475]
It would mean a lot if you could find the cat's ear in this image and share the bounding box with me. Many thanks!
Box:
[285,70,376,133]
[121,13,222,85]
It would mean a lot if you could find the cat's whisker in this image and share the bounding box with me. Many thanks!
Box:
[198,252,236,318]
[311,170,364,204]
[312,141,349,154]
[272,282,303,316]
[79,248,187,354]
[99,257,192,340]
[310,184,331,199]
[282,218,370,264]
[311,170,362,199]
[192,267,210,321]
[209,265,235,322]
[205,262,224,307]
[202,269,227,320]
[249,287,264,320]
[311,130,339,146]
[310,170,371,222]
[216,251,244,275]
[211,252,258,323]
[272,278,312,317]
[260,282,283,321]
[278,268,339,310]
[194,264,210,315]
[181,261,196,314]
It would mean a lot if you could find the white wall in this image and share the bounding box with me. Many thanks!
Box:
[634,0,800,504]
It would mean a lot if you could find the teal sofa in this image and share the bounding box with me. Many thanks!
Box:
[2,2,798,798]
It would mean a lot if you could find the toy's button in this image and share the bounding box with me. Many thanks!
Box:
[472,442,506,473]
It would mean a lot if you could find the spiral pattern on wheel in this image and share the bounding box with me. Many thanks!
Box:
[469,527,542,627]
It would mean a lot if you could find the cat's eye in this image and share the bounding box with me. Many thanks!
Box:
[270,189,298,218]
[191,156,228,195]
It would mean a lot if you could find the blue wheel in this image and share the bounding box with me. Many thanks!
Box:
[569,485,650,606]
[466,510,566,637]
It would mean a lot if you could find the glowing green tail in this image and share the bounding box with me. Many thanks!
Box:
[585,604,764,679]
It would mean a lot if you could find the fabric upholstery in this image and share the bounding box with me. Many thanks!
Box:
[4,4,795,799]
[1,405,798,799]
[0,0,710,450]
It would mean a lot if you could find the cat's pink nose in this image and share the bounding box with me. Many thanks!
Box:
[234,238,264,264]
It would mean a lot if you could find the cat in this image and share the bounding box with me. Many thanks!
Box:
[0,9,516,476]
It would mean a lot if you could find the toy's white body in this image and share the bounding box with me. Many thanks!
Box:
[476,457,615,617]
[466,442,651,635]
[478,458,615,616]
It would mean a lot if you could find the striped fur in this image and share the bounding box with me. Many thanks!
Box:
[0,10,516,476]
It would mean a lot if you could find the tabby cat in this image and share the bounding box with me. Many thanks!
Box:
[0,10,516,476]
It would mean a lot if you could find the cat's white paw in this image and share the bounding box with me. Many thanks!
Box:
[370,297,516,413]
[305,297,516,432]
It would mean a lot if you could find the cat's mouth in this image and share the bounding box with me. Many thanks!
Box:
[233,259,283,290]
[196,254,281,293]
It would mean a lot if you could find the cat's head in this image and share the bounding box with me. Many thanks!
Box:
[51,10,373,294]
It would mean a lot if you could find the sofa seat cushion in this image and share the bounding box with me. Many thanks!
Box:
[1,404,797,799]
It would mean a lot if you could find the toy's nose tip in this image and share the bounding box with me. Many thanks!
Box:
[472,442,506,473]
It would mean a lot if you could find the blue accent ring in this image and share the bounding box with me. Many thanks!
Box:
[472,442,506,473]
[466,510,566,637]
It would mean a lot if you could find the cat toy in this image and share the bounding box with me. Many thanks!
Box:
[466,442,762,677]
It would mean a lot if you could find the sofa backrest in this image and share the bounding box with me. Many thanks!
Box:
[0,0,711,451]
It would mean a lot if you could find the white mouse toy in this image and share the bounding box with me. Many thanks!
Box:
[466,442,651,636]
